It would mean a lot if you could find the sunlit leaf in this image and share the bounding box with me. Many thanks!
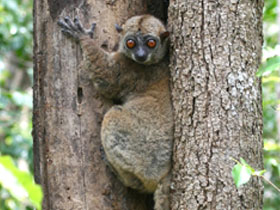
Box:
[240,158,255,173]
[257,56,280,77]
[0,156,43,210]
[0,162,28,201]
[232,163,252,188]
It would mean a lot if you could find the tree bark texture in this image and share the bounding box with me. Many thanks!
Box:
[33,0,167,209]
[168,0,264,209]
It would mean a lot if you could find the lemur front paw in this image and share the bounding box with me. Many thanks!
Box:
[57,16,96,40]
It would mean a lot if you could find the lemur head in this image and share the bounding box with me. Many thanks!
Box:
[116,15,169,65]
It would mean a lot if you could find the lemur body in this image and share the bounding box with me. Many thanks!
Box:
[58,15,173,210]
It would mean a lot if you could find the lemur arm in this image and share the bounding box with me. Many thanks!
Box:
[58,17,123,99]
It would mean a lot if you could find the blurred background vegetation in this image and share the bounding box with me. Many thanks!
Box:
[262,0,280,209]
[0,0,279,209]
[0,0,42,209]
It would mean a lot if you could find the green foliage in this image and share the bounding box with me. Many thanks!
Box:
[257,56,280,77]
[262,0,280,208]
[263,0,278,47]
[0,0,33,62]
[232,158,267,188]
[0,0,43,209]
[0,156,42,210]
[232,158,253,188]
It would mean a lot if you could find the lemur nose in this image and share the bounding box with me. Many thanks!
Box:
[135,47,147,62]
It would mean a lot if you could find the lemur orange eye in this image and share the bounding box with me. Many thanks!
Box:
[147,39,156,48]
[126,39,136,48]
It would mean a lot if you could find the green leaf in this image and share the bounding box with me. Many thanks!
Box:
[240,157,247,165]
[257,56,280,77]
[240,158,255,173]
[232,163,252,188]
[0,156,43,210]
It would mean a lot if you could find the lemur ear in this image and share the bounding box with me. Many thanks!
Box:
[115,24,123,33]
[160,31,170,41]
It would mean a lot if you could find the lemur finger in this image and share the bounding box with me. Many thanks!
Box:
[57,19,71,31]
[64,16,78,31]
[61,29,79,40]
[88,23,96,39]
[74,17,85,33]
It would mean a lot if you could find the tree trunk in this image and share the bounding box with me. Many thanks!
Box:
[168,0,264,209]
[33,0,167,209]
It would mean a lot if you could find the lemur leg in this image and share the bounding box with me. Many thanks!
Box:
[101,105,148,191]
[154,173,171,210]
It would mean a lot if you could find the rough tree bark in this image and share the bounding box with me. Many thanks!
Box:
[168,0,264,209]
[33,0,167,209]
